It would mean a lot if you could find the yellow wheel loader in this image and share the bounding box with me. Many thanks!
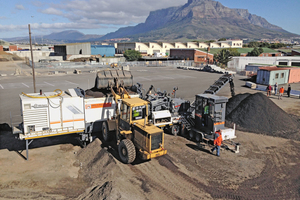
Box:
[97,70,167,164]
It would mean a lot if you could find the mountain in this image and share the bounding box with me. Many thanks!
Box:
[44,30,85,40]
[101,0,298,40]
[4,30,104,44]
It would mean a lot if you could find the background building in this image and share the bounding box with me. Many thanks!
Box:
[115,40,243,56]
[256,67,290,85]
[54,42,91,60]
[91,45,115,57]
[170,49,214,64]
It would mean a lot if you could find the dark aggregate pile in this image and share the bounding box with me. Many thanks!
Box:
[226,93,300,140]
[0,123,11,132]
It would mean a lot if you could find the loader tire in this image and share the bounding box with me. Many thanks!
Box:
[102,121,112,142]
[171,125,180,136]
[118,139,136,164]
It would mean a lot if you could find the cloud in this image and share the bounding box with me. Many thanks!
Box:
[43,0,187,25]
[0,22,105,32]
[1,0,188,37]
[15,4,26,10]
[0,16,7,20]
[41,8,64,15]
[31,1,44,7]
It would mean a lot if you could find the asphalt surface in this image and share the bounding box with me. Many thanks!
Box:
[0,65,292,124]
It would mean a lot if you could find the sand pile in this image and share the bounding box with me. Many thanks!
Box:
[226,93,300,140]
[0,51,23,61]
[76,138,146,200]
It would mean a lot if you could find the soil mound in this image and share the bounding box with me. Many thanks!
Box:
[226,92,300,140]
[0,51,23,61]
[76,138,152,199]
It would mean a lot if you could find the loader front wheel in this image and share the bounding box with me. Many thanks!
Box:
[118,139,136,164]
[102,121,112,142]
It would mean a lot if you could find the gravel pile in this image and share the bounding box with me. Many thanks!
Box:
[226,92,300,140]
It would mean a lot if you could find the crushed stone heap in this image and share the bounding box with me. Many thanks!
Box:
[226,92,300,140]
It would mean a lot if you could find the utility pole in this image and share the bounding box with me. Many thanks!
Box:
[28,24,36,93]
[206,46,209,66]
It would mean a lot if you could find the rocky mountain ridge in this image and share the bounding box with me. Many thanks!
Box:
[101,0,297,40]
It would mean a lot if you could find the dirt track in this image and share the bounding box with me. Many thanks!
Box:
[1,65,300,199]
[1,128,299,199]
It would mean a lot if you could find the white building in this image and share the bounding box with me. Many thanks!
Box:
[115,40,243,56]
[228,56,300,72]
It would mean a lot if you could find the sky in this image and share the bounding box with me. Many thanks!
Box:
[0,0,299,39]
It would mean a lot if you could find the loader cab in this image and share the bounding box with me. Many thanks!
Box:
[194,94,228,133]
[119,97,167,162]
[119,97,149,130]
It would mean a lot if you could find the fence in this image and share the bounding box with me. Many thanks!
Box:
[28,60,198,69]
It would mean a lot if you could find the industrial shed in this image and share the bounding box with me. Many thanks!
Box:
[256,67,290,85]
[54,42,91,60]
[170,49,214,64]
[91,45,115,57]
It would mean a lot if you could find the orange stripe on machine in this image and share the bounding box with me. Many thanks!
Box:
[214,121,225,126]
[195,113,202,118]
[85,103,112,109]
[50,118,84,124]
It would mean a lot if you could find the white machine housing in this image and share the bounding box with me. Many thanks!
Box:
[152,110,172,126]
[220,128,236,140]
[18,88,139,140]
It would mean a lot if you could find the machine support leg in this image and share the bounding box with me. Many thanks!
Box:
[26,140,29,160]
[25,140,33,161]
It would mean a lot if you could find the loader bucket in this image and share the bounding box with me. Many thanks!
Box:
[95,70,133,89]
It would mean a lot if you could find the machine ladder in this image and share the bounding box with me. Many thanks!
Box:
[180,115,195,132]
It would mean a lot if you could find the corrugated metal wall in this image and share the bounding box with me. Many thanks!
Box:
[66,43,91,55]
[257,70,270,85]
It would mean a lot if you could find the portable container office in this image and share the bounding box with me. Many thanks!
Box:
[288,67,300,83]
[256,67,290,85]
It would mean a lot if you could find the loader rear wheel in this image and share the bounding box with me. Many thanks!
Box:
[118,139,136,164]
[102,121,112,142]
[171,125,180,136]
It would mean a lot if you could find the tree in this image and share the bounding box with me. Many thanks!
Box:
[227,48,240,56]
[258,47,264,54]
[205,40,216,44]
[218,38,227,41]
[248,47,264,56]
[123,50,142,61]
[214,49,231,67]
[214,48,240,67]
